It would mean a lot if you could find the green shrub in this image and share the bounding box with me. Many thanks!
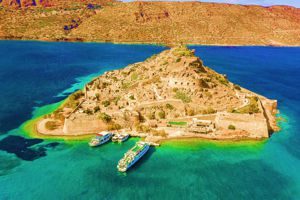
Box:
[99,113,112,123]
[93,106,100,113]
[158,110,166,119]
[65,90,83,108]
[216,75,229,86]
[129,95,135,100]
[234,84,241,90]
[84,109,93,115]
[121,82,131,89]
[173,46,194,57]
[228,125,236,130]
[95,93,100,100]
[166,103,174,110]
[174,90,191,103]
[102,100,110,107]
[131,72,138,81]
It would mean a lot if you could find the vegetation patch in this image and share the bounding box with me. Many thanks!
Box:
[166,103,174,110]
[131,72,139,81]
[99,113,112,123]
[102,100,110,107]
[168,121,187,126]
[228,125,236,130]
[45,121,59,131]
[173,46,194,57]
[233,96,260,114]
[65,90,84,108]
[174,90,191,103]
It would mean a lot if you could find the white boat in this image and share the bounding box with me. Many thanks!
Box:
[112,133,130,143]
[89,131,112,147]
[117,141,150,172]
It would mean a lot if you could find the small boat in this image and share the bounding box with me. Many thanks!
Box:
[117,141,150,172]
[89,131,112,147]
[112,133,130,143]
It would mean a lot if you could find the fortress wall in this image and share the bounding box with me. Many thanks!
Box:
[63,115,106,135]
[215,113,269,138]
[260,99,279,132]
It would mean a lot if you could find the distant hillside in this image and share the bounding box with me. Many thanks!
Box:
[0,0,114,8]
[0,1,300,46]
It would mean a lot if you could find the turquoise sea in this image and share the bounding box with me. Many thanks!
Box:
[0,41,299,199]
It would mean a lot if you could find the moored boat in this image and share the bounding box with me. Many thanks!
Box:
[89,131,112,147]
[117,141,150,172]
[112,133,130,143]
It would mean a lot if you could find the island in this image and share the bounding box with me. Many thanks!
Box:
[34,46,279,144]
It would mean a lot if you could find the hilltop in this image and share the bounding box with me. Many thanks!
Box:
[0,1,299,46]
[35,46,279,142]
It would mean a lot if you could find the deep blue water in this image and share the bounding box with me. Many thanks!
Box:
[0,40,166,134]
[0,41,299,199]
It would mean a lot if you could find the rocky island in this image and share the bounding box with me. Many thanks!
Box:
[34,46,279,143]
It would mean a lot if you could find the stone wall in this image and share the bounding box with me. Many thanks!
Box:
[215,112,269,138]
[260,99,279,132]
[63,115,106,135]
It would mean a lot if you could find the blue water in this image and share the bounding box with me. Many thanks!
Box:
[0,41,300,199]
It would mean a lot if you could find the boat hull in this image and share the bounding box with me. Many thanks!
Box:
[118,143,150,172]
[89,134,112,147]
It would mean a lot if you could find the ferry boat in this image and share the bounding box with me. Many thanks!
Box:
[117,141,150,172]
[112,133,130,143]
[88,131,112,147]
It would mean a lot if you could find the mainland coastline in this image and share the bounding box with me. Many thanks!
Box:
[1,1,300,47]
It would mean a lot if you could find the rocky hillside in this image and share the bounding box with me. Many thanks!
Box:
[0,0,114,8]
[69,2,300,46]
[37,46,278,141]
[0,1,299,45]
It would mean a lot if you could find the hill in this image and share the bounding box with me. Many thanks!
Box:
[35,46,279,142]
[0,1,299,46]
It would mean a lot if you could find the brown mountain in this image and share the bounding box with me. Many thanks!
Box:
[0,1,299,46]
[0,0,113,8]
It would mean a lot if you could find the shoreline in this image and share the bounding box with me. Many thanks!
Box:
[1,38,300,48]
[24,116,269,145]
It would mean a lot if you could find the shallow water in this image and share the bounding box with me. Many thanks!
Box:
[0,41,299,199]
